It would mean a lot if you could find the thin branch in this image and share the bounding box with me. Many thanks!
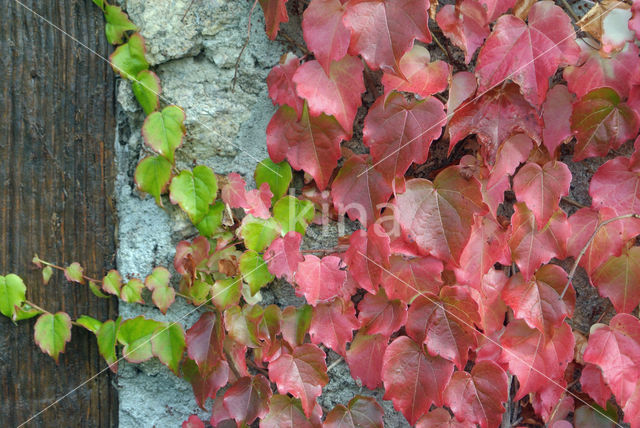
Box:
[181,0,198,22]
[560,213,640,299]
[561,196,587,209]
[431,33,450,61]
[232,0,259,92]
[327,356,344,373]
[559,0,580,23]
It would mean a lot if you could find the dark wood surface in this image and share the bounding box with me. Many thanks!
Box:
[0,0,118,426]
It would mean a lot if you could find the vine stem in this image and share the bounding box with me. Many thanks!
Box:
[24,300,84,327]
[36,259,102,284]
[559,0,580,23]
[232,0,259,92]
[559,213,640,299]
[327,356,343,373]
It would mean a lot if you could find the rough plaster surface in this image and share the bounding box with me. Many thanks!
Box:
[114,1,408,426]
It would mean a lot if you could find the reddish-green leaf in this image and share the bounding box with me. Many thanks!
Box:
[224,305,263,348]
[345,332,387,389]
[357,289,407,337]
[281,305,313,347]
[120,278,145,304]
[151,323,185,375]
[260,394,319,428]
[302,0,350,72]
[382,336,454,425]
[323,395,384,428]
[416,408,470,427]
[294,255,347,305]
[182,358,229,410]
[34,312,72,363]
[591,246,640,314]
[64,262,84,284]
[344,224,390,294]
[259,0,289,40]
[145,267,174,315]
[102,269,123,296]
[381,255,443,303]
[185,311,224,373]
[436,0,489,64]
[309,297,358,356]
[223,375,272,425]
[381,45,450,97]
[142,105,186,164]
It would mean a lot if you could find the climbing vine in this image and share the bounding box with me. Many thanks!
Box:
[2,0,640,426]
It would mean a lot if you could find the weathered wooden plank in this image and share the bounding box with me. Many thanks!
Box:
[0,0,117,426]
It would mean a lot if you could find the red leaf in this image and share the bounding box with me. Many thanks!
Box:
[563,40,640,99]
[416,408,471,427]
[323,396,384,428]
[293,56,365,133]
[584,314,640,406]
[406,286,480,369]
[309,297,359,356]
[473,268,509,334]
[381,255,443,303]
[381,45,450,97]
[264,231,304,282]
[174,236,209,278]
[502,264,575,336]
[343,0,431,71]
[444,360,509,428]
[182,415,204,428]
[591,246,640,314]
[331,153,393,226]
[436,0,490,64]
[294,255,348,305]
[221,172,247,209]
[259,0,289,40]
[513,161,572,228]
[363,92,446,183]
[580,363,612,408]
[382,336,454,425]
[477,0,516,22]
[631,0,640,39]
[221,173,272,219]
[447,71,477,113]
[182,358,229,410]
[357,289,407,337]
[269,344,329,417]
[302,0,350,72]
[500,320,574,399]
[222,375,272,425]
[346,332,388,389]
[185,311,224,373]
[267,53,304,116]
[476,1,579,107]
[267,104,347,190]
[344,224,391,293]
[570,87,639,161]
[542,85,574,156]
[448,82,541,165]
[260,394,320,428]
[508,203,569,280]
[394,167,487,266]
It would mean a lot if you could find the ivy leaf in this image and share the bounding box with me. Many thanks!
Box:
[272,195,314,236]
[294,255,347,306]
[134,155,173,206]
[221,173,272,219]
[331,153,393,226]
[394,167,487,266]
[500,319,574,399]
[224,305,263,348]
[151,323,185,375]
[42,266,53,285]
[436,0,490,64]
[346,332,387,389]
[343,0,431,71]
[182,358,229,410]
[239,215,280,252]
[324,396,384,428]
[381,255,443,303]
[381,45,450,97]
[182,415,205,428]
[120,278,145,304]
[508,203,569,280]
[513,161,572,228]
[186,311,224,373]
[502,264,575,336]
[476,1,579,107]
[363,92,446,183]
[267,104,347,190]
[416,408,470,428]
[448,82,541,165]
[574,404,618,428]
[443,360,509,428]
[0,274,26,319]
[382,336,454,425]
[239,250,274,296]
[76,315,102,334]
[12,304,43,322]
[302,0,350,72]
[477,0,516,22]
[293,56,364,133]
[591,246,640,314]
[269,344,329,417]
[97,319,119,372]
[260,395,318,428]
[64,262,84,284]
[344,224,390,294]
[259,0,289,40]
[109,33,148,80]
[174,236,210,278]
[584,314,640,406]
[144,267,175,315]
[570,87,639,161]
[117,316,163,363]
[542,85,574,156]
[264,231,303,282]
[222,375,272,425]
[169,165,218,224]
[357,289,407,337]
[448,71,477,113]
[580,363,612,408]
[103,4,137,44]
[266,53,304,116]
[195,201,224,237]
[281,305,313,347]
[254,158,293,204]
[142,105,186,164]
[309,297,359,356]
[34,312,72,363]
[102,270,123,296]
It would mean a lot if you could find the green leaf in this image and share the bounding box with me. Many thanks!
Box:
[169,165,218,224]
[195,201,225,237]
[34,312,72,363]
[117,316,163,362]
[142,105,186,163]
[64,262,84,284]
[98,319,119,372]
[239,215,280,252]
[212,277,242,311]
[89,281,110,298]
[110,33,149,80]
[145,266,170,290]
[102,270,123,296]
[186,278,212,306]
[145,267,175,315]
[224,305,263,348]
[255,158,292,203]
[92,0,105,11]
[120,278,145,304]
[151,323,186,374]
[104,4,137,44]
[135,155,173,206]
[42,266,53,284]
[273,196,314,235]
[0,274,26,319]
[76,315,103,333]
[12,303,43,321]
[239,250,274,295]
[132,70,161,115]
